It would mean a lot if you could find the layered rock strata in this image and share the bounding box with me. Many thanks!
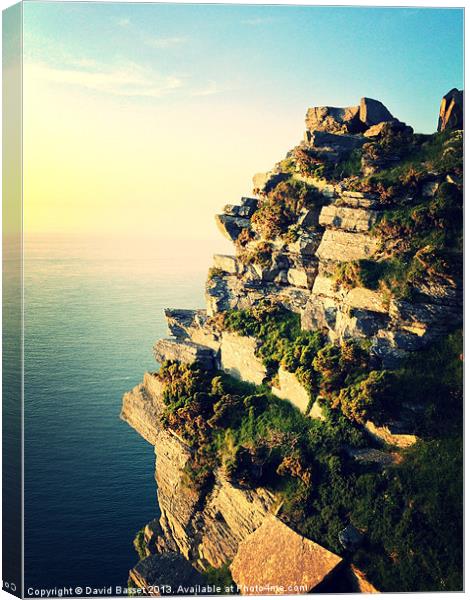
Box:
[121,374,277,571]
[122,91,462,593]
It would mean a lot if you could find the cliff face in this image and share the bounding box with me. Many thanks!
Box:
[122,90,463,593]
[122,375,277,570]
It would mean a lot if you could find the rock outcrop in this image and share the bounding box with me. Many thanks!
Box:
[230,515,342,594]
[121,374,278,573]
[129,553,207,596]
[122,90,462,594]
[438,88,463,131]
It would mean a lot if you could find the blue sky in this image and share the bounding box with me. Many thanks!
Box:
[22,3,463,246]
[24,3,463,133]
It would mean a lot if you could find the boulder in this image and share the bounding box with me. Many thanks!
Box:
[305,104,363,134]
[215,214,250,242]
[121,373,165,445]
[438,88,463,131]
[287,267,316,289]
[153,339,215,370]
[316,229,380,262]
[287,231,322,255]
[272,367,311,413]
[252,171,287,194]
[223,203,255,218]
[319,204,379,233]
[309,131,367,155]
[359,97,395,126]
[230,515,342,594]
[220,332,267,385]
[213,254,239,275]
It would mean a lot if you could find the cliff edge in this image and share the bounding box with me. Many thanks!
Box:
[122,90,463,594]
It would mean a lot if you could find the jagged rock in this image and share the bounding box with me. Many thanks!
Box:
[129,553,207,595]
[241,197,258,209]
[438,88,463,131]
[389,298,459,334]
[363,119,411,138]
[287,231,322,255]
[230,515,342,594]
[319,205,379,232]
[336,190,378,209]
[121,373,165,444]
[223,201,256,218]
[220,332,267,385]
[364,420,418,448]
[207,269,312,318]
[335,308,388,340]
[213,254,239,275]
[287,267,316,289]
[272,367,311,413]
[164,309,206,339]
[153,339,215,370]
[345,287,388,314]
[316,229,380,262]
[164,308,221,352]
[196,476,277,568]
[252,171,287,194]
[154,430,198,558]
[250,262,280,282]
[305,104,363,135]
[222,198,258,219]
[301,295,337,332]
[308,131,367,156]
[297,206,321,228]
[293,174,336,198]
[154,428,277,569]
[143,518,164,552]
[359,97,394,127]
[215,214,250,242]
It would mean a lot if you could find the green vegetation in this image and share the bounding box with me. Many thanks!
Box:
[204,564,237,592]
[250,178,322,240]
[332,131,462,300]
[352,436,462,591]
[157,302,462,591]
[238,241,274,269]
[133,528,147,561]
[152,126,462,591]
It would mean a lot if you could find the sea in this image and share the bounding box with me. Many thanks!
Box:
[22,235,216,595]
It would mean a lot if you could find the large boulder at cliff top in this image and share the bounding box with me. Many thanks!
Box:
[305,97,397,138]
[438,88,463,131]
[359,97,395,127]
[305,104,363,134]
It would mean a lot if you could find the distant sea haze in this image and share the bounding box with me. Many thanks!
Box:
[23,235,208,593]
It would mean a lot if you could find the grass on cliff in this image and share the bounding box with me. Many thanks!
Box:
[248,177,323,242]
[156,299,462,592]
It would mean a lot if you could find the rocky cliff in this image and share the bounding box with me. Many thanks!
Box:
[122,90,463,594]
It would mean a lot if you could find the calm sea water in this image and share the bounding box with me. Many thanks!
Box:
[23,237,210,594]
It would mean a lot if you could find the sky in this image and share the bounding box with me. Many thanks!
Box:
[19,2,464,254]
